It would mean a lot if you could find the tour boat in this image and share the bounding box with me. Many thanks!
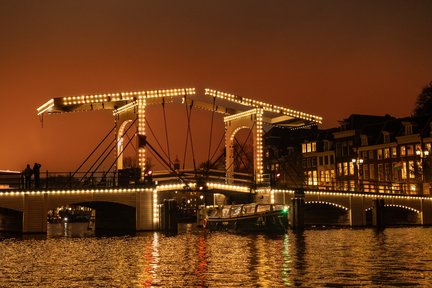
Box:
[202,203,289,233]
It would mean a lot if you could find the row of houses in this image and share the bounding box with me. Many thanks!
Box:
[265,114,432,195]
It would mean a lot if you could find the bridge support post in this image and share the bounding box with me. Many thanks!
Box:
[349,196,365,226]
[372,198,385,227]
[421,199,432,225]
[161,199,178,235]
[290,189,304,229]
[136,190,154,231]
[224,108,264,184]
[23,193,47,233]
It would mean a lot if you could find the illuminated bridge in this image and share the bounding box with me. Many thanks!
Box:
[0,88,431,233]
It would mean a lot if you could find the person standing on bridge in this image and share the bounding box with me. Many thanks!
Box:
[33,163,42,188]
[23,164,33,189]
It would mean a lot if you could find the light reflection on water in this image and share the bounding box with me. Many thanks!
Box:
[1,224,432,287]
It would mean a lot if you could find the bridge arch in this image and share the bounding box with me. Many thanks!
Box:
[304,200,350,226]
[225,109,264,184]
[47,201,136,232]
[365,204,421,225]
[0,207,23,232]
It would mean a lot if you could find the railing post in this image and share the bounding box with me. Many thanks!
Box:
[69,172,72,189]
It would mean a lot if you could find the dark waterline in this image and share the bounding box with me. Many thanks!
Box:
[1,224,432,287]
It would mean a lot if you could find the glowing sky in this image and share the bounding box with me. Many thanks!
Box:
[1,0,431,172]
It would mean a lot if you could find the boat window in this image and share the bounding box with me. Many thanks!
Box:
[208,208,220,217]
[242,204,256,215]
[231,206,242,217]
[256,205,271,213]
[273,205,284,211]
[221,207,231,218]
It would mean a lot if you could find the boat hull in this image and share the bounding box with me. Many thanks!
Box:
[205,212,288,234]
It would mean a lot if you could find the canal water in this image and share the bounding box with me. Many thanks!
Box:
[1,224,431,287]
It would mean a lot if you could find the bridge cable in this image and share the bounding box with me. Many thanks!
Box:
[182,97,190,170]
[225,121,255,173]
[143,138,191,188]
[183,97,197,174]
[80,117,138,184]
[100,132,137,183]
[161,98,172,166]
[206,96,216,172]
[233,137,252,171]
[126,133,137,153]
[208,130,226,165]
[71,125,116,178]
[187,101,197,177]
[144,117,172,166]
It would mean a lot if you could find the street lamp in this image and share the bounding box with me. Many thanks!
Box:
[352,158,364,191]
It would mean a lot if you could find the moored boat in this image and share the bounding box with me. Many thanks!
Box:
[202,203,289,233]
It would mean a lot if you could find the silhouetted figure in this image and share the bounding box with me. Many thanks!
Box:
[23,164,33,189]
[33,163,42,188]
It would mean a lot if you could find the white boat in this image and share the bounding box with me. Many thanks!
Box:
[202,203,289,233]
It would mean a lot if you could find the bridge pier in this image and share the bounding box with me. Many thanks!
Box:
[349,196,366,226]
[372,198,385,227]
[289,189,305,229]
[421,199,432,225]
[136,190,154,231]
[23,193,47,233]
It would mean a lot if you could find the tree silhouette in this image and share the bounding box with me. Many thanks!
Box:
[413,82,432,117]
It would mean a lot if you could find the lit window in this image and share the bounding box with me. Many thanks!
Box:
[377,149,383,160]
[401,161,407,179]
[343,162,348,176]
[384,148,390,159]
[400,146,406,156]
[312,142,316,152]
[407,145,414,156]
[391,147,397,158]
[349,162,354,176]
[409,161,415,179]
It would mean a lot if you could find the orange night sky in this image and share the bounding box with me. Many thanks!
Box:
[1,1,431,172]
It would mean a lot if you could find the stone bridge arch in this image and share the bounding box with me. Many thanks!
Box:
[304,200,350,226]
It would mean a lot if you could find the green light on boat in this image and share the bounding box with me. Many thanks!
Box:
[282,207,288,213]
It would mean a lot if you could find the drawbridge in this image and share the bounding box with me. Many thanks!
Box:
[37,87,322,191]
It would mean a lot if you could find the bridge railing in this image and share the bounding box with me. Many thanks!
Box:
[1,170,426,196]
[287,179,423,195]
[0,169,255,191]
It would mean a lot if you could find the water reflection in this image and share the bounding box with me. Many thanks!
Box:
[1,226,432,287]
